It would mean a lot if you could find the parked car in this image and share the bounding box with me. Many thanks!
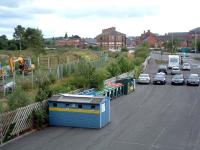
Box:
[158,65,167,74]
[186,74,200,86]
[138,73,151,84]
[182,63,191,71]
[171,66,181,75]
[153,73,166,85]
[171,74,185,85]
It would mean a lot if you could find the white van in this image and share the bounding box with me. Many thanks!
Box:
[168,55,180,69]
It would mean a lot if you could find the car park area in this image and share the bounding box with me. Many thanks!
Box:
[2,52,200,150]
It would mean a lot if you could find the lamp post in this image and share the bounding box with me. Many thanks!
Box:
[195,31,197,54]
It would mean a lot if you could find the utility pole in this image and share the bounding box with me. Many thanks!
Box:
[195,31,197,54]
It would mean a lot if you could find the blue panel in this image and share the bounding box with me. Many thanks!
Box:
[49,111,101,128]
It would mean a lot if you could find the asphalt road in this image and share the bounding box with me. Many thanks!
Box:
[2,53,200,150]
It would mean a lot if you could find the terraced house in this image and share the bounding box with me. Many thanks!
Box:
[96,27,126,50]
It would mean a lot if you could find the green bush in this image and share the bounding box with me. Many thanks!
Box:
[132,57,144,67]
[117,56,132,73]
[35,86,52,102]
[90,68,108,90]
[32,108,48,129]
[48,73,56,84]
[8,87,31,110]
[106,61,121,77]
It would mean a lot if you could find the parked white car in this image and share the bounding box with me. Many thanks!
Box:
[138,73,151,84]
[171,66,181,75]
[182,63,191,71]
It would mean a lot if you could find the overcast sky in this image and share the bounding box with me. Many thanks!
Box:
[0,0,200,38]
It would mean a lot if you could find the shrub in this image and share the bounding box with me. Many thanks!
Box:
[132,57,144,67]
[48,73,56,84]
[90,68,108,90]
[35,86,52,102]
[106,61,121,77]
[117,56,132,73]
[8,87,31,110]
[32,108,48,129]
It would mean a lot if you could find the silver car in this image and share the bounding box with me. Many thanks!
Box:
[186,74,200,86]
[138,73,151,84]
[182,63,191,71]
[171,74,185,85]
[171,66,181,75]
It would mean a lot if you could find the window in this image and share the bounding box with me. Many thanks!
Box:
[78,104,82,109]
[91,105,96,109]
[53,103,57,107]
[65,104,69,107]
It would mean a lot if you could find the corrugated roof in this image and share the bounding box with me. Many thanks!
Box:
[48,94,106,104]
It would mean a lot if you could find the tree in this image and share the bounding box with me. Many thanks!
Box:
[7,40,18,50]
[64,32,68,38]
[24,27,45,55]
[13,25,26,51]
[197,41,200,52]
[0,35,8,50]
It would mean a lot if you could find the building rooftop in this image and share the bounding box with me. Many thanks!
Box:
[96,27,126,38]
[189,27,200,34]
[48,94,106,104]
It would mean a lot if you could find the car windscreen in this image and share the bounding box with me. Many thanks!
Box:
[189,76,199,80]
[170,58,178,63]
[140,74,149,78]
[173,75,183,79]
[155,75,164,79]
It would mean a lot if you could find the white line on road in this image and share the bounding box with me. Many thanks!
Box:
[149,128,166,150]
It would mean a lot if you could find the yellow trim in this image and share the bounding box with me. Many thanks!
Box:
[49,107,100,114]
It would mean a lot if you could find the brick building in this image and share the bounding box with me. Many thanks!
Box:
[136,30,158,47]
[56,36,85,48]
[96,27,126,50]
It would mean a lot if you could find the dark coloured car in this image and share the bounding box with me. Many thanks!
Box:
[153,73,166,85]
[158,65,168,74]
[186,74,200,86]
[171,74,184,85]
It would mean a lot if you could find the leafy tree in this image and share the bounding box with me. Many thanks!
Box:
[13,25,26,50]
[106,61,121,77]
[0,35,8,50]
[7,40,18,50]
[24,27,45,55]
[64,32,68,38]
